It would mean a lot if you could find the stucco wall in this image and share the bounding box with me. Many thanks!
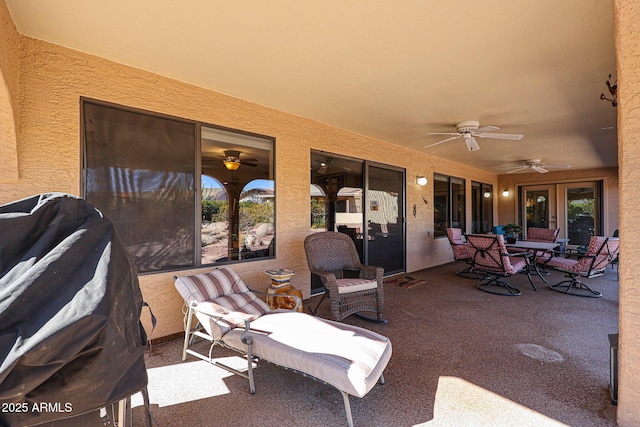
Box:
[0,0,19,183]
[497,167,619,236]
[614,0,640,425]
[0,33,503,339]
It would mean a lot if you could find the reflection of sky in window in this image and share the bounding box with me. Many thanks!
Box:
[202,176,273,191]
[202,175,222,189]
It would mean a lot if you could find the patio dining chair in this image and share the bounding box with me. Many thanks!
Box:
[304,231,386,323]
[446,227,478,279]
[465,234,536,296]
[537,236,619,297]
[174,266,392,427]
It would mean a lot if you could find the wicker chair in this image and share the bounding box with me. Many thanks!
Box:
[304,231,386,323]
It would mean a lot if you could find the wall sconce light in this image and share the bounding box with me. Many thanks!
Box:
[416,176,428,186]
[502,189,510,197]
[483,191,491,198]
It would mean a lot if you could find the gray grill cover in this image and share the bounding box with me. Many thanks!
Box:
[0,193,148,426]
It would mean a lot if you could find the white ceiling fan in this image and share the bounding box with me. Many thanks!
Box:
[425,120,524,152]
[502,159,571,174]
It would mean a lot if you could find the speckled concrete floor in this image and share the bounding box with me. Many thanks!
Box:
[131,263,619,427]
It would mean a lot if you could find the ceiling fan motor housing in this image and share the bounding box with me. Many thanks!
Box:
[456,120,480,133]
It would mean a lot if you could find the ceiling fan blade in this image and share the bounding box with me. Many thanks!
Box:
[475,125,500,133]
[544,164,571,169]
[241,161,258,167]
[464,135,480,151]
[476,132,524,140]
[424,134,462,148]
[505,166,529,174]
[532,166,549,173]
[426,132,462,136]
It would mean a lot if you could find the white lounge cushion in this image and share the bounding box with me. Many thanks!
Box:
[336,278,378,294]
[223,311,392,398]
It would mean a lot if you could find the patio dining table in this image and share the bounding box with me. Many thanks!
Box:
[505,240,560,285]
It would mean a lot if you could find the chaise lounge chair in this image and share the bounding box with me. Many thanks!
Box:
[174,267,392,427]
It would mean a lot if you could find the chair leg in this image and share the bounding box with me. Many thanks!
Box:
[339,390,354,427]
[354,312,388,324]
[549,276,602,298]
[308,291,326,316]
[182,305,195,361]
[476,275,522,296]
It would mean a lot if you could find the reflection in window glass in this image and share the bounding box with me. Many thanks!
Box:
[434,173,466,237]
[433,174,449,237]
[472,181,493,233]
[83,100,196,273]
[81,100,275,273]
[201,126,274,264]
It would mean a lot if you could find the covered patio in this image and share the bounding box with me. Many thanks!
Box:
[132,263,619,426]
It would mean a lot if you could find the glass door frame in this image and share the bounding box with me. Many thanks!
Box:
[520,184,557,237]
[557,181,601,244]
[364,160,406,275]
[518,181,604,242]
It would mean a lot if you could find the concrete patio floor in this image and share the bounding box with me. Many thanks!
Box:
[131,262,619,426]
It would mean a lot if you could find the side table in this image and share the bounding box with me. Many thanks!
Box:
[265,269,303,312]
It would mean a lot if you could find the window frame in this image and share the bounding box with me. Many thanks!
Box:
[80,98,276,274]
[433,173,466,238]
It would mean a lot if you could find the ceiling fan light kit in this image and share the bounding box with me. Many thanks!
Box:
[220,149,258,170]
[425,120,524,152]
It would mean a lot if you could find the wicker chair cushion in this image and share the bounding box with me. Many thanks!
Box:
[336,278,378,294]
[223,310,392,398]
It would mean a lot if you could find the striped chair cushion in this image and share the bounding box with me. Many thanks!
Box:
[175,267,251,303]
[175,267,270,339]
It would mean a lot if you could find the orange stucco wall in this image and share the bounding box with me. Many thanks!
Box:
[0,7,500,339]
[614,0,640,424]
[0,0,19,183]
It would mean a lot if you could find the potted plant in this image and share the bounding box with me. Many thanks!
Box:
[502,223,522,244]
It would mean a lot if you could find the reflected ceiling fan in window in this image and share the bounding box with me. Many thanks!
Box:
[218,150,258,171]
[425,120,524,152]
[502,159,571,174]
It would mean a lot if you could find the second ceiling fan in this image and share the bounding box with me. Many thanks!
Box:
[425,120,524,152]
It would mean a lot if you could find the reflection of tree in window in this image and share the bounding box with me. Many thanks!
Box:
[201,175,229,264]
[239,180,274,259]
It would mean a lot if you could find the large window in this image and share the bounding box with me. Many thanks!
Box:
[82,99,274,273]
[471,181,493,233]
[433,173,465,237]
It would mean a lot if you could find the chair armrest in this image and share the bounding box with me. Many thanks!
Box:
[504,250,529,258]
[358,265,383,281]
[309,269,340,293]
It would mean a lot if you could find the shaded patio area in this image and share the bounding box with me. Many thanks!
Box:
[131,262,619,426]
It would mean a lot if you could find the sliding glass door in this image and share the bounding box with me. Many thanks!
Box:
[310,152,405,293]
[366,163,405,275]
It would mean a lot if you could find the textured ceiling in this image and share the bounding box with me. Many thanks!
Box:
[6,0,618,174]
